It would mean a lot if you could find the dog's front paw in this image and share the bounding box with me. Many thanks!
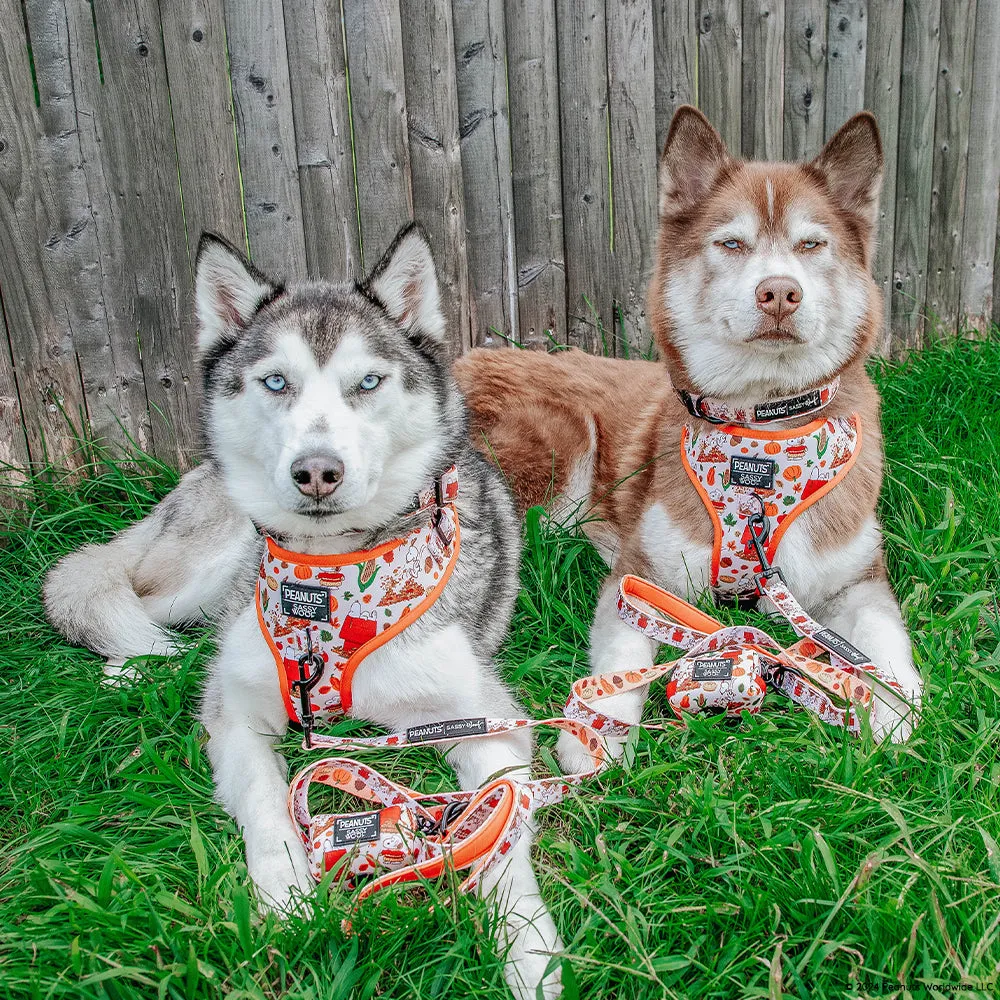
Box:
[557,727,622,774]
[247,838,315,916]
[504,906,563,1000]
[870,683,922,744]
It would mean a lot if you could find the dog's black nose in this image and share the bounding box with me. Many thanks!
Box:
[290,453,345,499]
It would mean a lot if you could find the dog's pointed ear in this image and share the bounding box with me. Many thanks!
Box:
[363,224,446,341]
[812,112,883,228]
[658,106,731,216]
[195,234,280,353]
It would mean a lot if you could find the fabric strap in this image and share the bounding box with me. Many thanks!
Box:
[288,715,606,914]
[678,376,840,426]
[562,573,900,736]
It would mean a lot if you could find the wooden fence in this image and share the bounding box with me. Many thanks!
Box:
[2,0,999,471]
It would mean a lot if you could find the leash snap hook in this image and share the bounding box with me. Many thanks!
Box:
[747,493,787,591]
[417,800,466,838]
[746,493,771,569]
[291,630,325,747]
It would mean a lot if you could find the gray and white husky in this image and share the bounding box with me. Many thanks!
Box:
[44,225,562,999]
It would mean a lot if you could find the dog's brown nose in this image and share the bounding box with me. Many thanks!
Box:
[290,453,345,499]
[755,276,802,320]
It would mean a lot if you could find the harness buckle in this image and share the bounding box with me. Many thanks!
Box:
[290,631,325,748]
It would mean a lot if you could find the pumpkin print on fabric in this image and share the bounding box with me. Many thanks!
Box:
[256,499,460,725]
[681,415,861,596]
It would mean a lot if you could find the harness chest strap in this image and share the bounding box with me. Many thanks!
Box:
[564,574,878,735]
[256,467,461,733]
[680,413,861,596]
[287,716,607,905]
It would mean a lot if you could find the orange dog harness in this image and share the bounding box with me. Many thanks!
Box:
[257,468,459,741]
[678,379,860,597]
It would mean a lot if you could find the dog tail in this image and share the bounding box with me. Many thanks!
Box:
[43,521,182,664]
[43,464,253,666]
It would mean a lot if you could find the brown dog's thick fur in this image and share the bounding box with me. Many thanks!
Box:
[456,106,920,746]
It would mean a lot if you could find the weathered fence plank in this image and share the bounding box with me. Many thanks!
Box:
[224,0,308,279]
[653,0,697,152]
[698,0,741,153]
[742,0,784,161]
[0,325,29,476]
[925,0,976,338]
[342,1,412,268]
[0,0,91,463]
[960,3,1000,334]
[88,0,202,461]
[160,0,246,256]
[892,0,942,351]
[505,0,566,347]
[863,0,904,351]
[401,0,470,354]
[783,0,827,159]
[608,0,657,356]
[556,0,611,353]
[452,0,518,347]
[824,1,867,139]
[1,0,995,465]
[282,0,362,282]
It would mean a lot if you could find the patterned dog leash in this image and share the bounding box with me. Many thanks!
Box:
[565,563,909,738]
[287,715,607,911]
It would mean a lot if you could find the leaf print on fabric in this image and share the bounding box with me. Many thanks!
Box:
[683,417,859,595]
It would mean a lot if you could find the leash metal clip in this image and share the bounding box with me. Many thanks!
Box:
[746,493,786,590]
[291,630,325,748]
[416,800,466,838]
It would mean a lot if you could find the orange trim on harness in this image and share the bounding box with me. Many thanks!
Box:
[679,417,862,591]
[265,532,407,568]
[256,512,462,720]
[340,518,460,713]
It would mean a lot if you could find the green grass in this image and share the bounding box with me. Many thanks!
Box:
[2,338,999,999]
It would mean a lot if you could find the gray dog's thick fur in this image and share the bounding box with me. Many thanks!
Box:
[44,225,563,999]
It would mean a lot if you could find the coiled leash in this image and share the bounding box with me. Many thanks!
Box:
[287,716,606,913]
[565,502,908,736]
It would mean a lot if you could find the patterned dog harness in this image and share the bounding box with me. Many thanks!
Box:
[257,468,460,742]
[270,467,609,911]
[678,378,860,598]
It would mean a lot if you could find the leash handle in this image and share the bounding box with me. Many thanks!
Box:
[568,571,891,735]
[617,574,724,648]
[288,717,607,892]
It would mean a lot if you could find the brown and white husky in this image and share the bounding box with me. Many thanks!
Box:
[455,107,921,754]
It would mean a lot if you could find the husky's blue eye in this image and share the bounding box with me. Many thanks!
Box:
[263,374,286,392]
[799,240,821,250]
[721,239,743,251]
[359,373,382,392]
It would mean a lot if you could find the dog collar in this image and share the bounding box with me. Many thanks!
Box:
[678,376,840,426]
[255,467,460,741]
